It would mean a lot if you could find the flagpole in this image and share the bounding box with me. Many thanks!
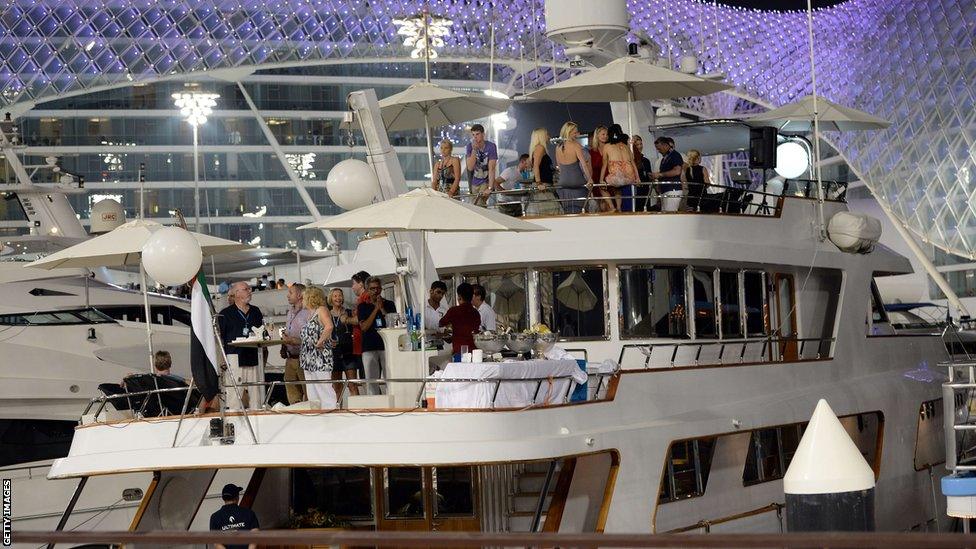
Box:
[173,210,257,445]
[807,0,826,241]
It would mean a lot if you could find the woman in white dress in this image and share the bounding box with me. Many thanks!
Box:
[300,286,337,409]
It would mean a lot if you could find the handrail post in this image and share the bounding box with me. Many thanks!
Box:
[531,460,558,533]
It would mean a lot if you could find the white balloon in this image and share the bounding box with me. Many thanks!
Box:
[774,141,810,179]
[326,159,379,210]
[141,226,202,286]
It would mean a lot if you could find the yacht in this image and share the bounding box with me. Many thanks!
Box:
[36,89,958,545]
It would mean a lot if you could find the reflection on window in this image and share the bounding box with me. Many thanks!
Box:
[719,271,743,338]
[384,467,425,519]
[292,467,374,519]
[743,271,768,336]
[659,438,716,503]
[462,271,528,332]
[433,467,475,517]
[538,267,606,339]
[0,419,75,467]
[870,280,889,324]
[692,269,717,338]
[618,266,687,339]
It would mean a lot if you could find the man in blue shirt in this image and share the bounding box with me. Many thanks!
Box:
[209,484,259,549]
[652,136,684,193]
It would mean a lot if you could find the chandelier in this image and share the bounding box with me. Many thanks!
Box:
[393,10,453,60]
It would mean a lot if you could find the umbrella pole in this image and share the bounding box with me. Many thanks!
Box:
[140,261,154,372]
[419,230,427,373]
[424,108,434,186]
[627,85,635,137]
[806,0,826,241]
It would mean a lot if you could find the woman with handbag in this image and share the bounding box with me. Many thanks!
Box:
[328,287,360,399]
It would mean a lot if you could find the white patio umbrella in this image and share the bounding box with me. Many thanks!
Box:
[300,187,546,368]
[746,95,890,132]
[26,219,250,369]
[528,57,732,135]
[379,82,512,177]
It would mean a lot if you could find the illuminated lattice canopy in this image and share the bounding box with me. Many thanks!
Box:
[0,0,973,257]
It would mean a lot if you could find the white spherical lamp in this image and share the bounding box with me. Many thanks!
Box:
[326,159,379,210]
[774,141,810,179]
[141,227,202,286]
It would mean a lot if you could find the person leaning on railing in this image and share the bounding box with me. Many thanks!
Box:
[553,121,593,214]
[681,149,712,213]
[527,127,562,215]
[491,153,532,217]
[432,138,462,198]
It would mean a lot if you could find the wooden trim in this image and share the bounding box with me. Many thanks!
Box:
[541,457,576,533]
[127,471,159,531]
[241,467,266,508]
[594,451,621,534]
[873,412,885,479]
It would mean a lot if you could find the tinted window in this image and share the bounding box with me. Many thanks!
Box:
[659,437,716,503]
[619,266,687,339]
[384,467,424,519]
[462,271,528,332]
[719,271,743,338]
[0,419,75,467]
[291,467,373,519]
[743,271,767,336]
[0,308,115,326]
[538,267,607,339]
[433,466,475,517]
[692,269,717,338]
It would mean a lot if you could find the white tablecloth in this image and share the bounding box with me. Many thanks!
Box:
[434,359,587,409]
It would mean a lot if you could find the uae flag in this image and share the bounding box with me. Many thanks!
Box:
[190,272,221,401]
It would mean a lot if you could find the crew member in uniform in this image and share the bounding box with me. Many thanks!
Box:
[209,483,259,549]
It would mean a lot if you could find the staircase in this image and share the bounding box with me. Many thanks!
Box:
[506,460,561,532]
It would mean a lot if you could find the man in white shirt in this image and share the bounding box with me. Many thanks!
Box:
[491,154,531,216]
[424,280,448,330]
[471,284,497,331]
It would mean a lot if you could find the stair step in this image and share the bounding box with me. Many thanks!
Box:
[508,512,546,533]
[517,474,558,493]
[511,493,553,513]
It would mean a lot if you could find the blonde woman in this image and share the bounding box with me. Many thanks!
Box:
[300,286,337,409]
[554,122,593,214]
[327,287,360,398]
[527,127,561,215]
[681,149,712,212]
[431,139,462,197]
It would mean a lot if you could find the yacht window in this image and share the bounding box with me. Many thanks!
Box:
[0,419,75,467]
[462,271,528,332]
[28,288,76,297]
[692,269,717,338]
[384,467,425,519]
[719,271,743,338]
[618,266,687,339]
[659,437,716,503]
[538,267,607,339]
[291,467,374,520]
[0,308,116,326]
[432,466,475,517]
[743,426,795,485]
[744,412,882,485]
[743,271,768,336]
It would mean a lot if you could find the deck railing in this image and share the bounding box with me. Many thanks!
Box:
[80,368,619,424]
[442,178,847,220]
[618,336,835,370]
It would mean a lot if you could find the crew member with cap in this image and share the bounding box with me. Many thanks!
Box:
[209,483,259,549]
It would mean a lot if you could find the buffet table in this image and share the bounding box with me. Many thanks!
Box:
[434,359,587,409]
